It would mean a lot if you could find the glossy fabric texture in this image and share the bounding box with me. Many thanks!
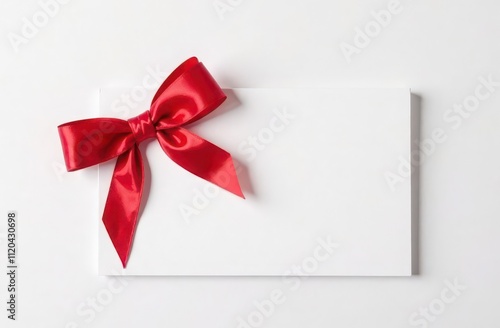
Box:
[58,57,244,267]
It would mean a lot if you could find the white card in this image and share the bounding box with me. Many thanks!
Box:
[98,88,411,276]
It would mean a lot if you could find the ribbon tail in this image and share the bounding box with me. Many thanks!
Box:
[102,145,144,268]
[157,128,244,198]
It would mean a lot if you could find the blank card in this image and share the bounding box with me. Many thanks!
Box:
[98,88,411,276]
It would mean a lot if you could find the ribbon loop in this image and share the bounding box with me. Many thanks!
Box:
[127,110,156,144]
[57,57,244,268]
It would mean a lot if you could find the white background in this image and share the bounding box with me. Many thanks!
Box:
[0,0,499,327]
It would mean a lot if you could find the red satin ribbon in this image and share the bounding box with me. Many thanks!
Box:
[58,57,244,267]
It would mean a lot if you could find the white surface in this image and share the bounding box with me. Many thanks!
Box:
[0,0,499,327]
[98,88,411,276]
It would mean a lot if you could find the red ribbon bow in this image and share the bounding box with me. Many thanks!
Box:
[58,57,244,267]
